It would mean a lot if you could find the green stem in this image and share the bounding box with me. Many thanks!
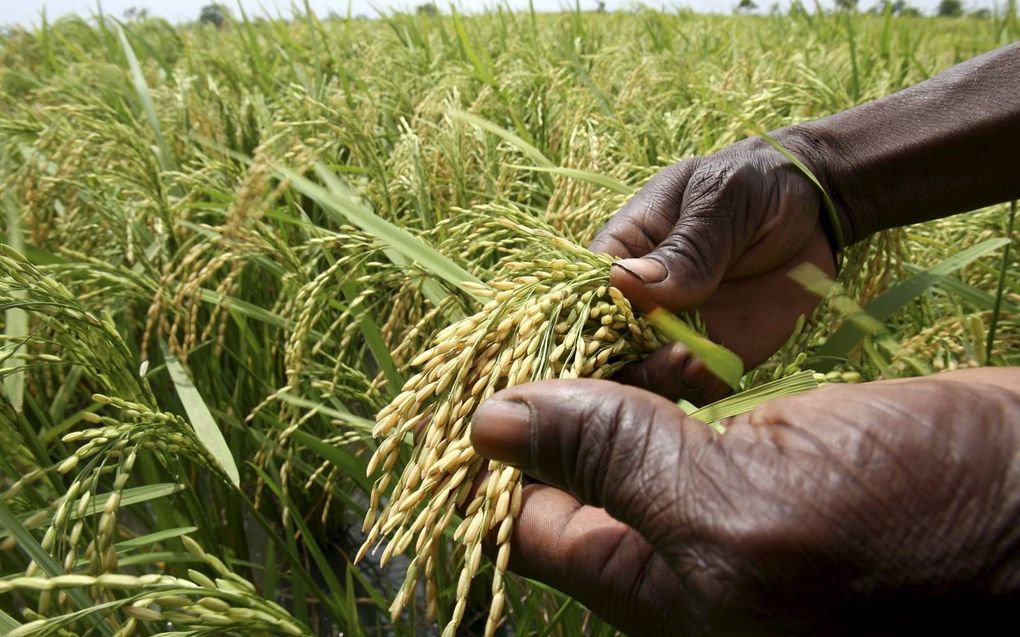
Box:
[985,200,1017,363]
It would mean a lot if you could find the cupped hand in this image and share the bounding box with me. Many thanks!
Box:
[592,134,837,401]
[471,370,1020,636]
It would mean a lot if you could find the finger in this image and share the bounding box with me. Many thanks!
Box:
[613,342,732,404]
[471,379,708,537]
[589,160,700,259]
[610,165,744,314]
[506,483,681,636]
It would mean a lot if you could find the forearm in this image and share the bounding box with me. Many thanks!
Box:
[783,42,1020,245]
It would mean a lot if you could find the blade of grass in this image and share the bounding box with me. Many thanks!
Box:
[986,200,1016,362]
[451,109,554,168]
[198,288,289,328]
[343,565,367,637]
[249,463,352,624]
[239,491,346,627]
[115,24,174,172]
[2,190,27,414]
[688,371,820,432]
[160,342,241,487]
[288,163,483,296]
[289,429,372,494]
[505,164,634,195]
[755,130,845,250]
[646,309,743,390]
[341,280,404,394]
[192,137,471,311]
[117,525,199,549]
[273,391,375,432]
[0,609,19,633]
[535,596,578,637]
[0,483,186,539]
[0,499,115,636]
[905,266,1019,313]
[814,238,1010,365]
[449,9,533,144]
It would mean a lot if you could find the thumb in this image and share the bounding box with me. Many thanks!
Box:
[470,379,709,538]
[611,167,740,313]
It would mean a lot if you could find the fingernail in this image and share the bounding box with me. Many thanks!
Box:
[470,399,532,468]
[615,258,667,284]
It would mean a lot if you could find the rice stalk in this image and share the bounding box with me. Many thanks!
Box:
[359,223,667,636]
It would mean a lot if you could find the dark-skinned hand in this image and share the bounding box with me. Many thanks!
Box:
[470,44,1020,635]
[591,135,836,404]
[597,42,1020,404]
[471,369,1020,636]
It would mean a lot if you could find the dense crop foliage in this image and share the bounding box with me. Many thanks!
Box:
[0,6,1017,636]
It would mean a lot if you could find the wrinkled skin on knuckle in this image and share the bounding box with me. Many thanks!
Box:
[590,159,700,256]
[676,380,1020,629]
[562,385,688,528]
[590,142,821,279]
[520,376,1020,635]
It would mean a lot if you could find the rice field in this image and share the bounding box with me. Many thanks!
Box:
[0,5,1017,636]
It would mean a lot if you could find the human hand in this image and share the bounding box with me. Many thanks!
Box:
[471,370,1020,636]
[591,133,837,402]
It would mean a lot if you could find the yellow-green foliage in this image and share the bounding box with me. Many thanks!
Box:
[0,8,1016,637]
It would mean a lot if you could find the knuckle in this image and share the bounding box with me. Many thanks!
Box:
[656,225,720,284]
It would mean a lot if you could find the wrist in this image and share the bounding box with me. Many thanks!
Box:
[768,123,869,250]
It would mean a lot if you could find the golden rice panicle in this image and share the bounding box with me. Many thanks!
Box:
[358,237,661,637]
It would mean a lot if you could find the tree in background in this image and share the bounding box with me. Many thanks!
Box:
[836,0,860,11]
[416,3,440,16]
[736,0,758,13]
[789,0,810,16]
[870,0,922,16]
[123,6,149,21]
[937,0,963,15]
[199,3,231,29]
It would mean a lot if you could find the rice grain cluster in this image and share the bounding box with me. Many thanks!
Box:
[359,241,662,637]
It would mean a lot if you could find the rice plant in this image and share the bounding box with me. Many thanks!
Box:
[0,6,1016,637]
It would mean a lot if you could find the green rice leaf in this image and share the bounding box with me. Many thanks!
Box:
[986,200,1017,361]
[756,130,845,250]
[198,288,288,328]
[276,162,483,299]
[116,25,174,172]
[288,430,373,495]
[0,499,114,636]
[813,238,1010,365]
[907,266,1019,312]
[160,342,240,487]
[0,609,19,633]
[0,483,186,539]
[117,525,199,549]
[273,391,376,433]
[689,371,820,432]
[505,164,634,195]
[2,192,26,414]
[451,109,554,168]
[647,308,744,390]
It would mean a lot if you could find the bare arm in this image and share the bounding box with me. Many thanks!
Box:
[786,41,1020,245]
[590,42,1020,390]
